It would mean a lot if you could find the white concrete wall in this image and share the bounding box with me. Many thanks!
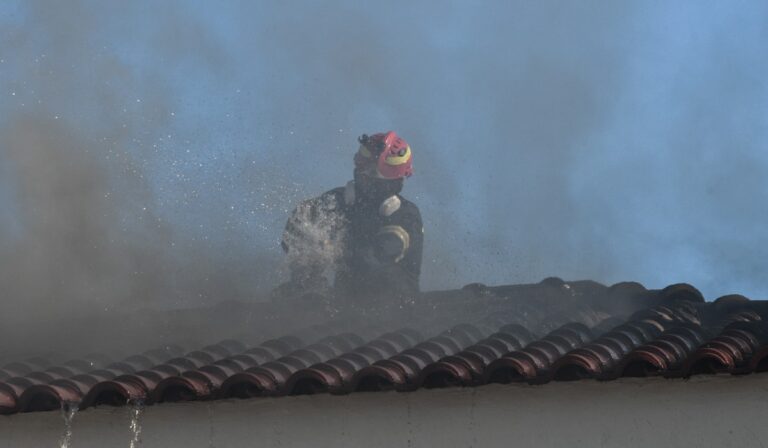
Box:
[2,375,768,448]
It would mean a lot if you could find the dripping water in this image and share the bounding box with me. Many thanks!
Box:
[59,402,79,448]
[129,400,145,448]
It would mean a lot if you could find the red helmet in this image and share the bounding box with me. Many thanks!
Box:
[355,131,413,179]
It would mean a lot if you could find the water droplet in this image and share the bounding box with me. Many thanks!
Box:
[129,400,145,448]
[59,402,78,448]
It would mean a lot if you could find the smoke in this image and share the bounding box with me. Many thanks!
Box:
[1,115,165,317]
[220,0,768,298]
[0,0,287,349]
[1,0,767,356]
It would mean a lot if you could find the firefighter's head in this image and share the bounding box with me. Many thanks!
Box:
[354,131,413,199]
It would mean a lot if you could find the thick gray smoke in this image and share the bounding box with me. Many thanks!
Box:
[0,1,285,351]
[226,0,768,297]
[1,0,767,355]
[223,0,642,289]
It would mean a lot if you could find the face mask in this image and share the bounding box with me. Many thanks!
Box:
[354,169,403,202]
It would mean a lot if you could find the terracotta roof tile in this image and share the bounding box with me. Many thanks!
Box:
[218,333,365,398]
[5,279,768,415]
[0,346,183,414]
[150,332,329,403]
[284,329,422,395]
[485,322,593,384]
[617,324,708,377]
[683,325,762,376]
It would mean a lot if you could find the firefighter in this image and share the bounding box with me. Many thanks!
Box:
[277,131,423,303]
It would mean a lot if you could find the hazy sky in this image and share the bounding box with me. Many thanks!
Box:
[1,0,767,314]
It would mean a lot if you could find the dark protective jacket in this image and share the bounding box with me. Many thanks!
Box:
[281,181,423,301]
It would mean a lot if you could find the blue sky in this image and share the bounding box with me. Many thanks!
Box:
[1,0,767,307]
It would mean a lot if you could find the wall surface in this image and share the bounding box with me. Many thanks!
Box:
[1,375,767,448]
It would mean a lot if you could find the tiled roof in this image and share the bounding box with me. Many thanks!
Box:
[2,278,767,415]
